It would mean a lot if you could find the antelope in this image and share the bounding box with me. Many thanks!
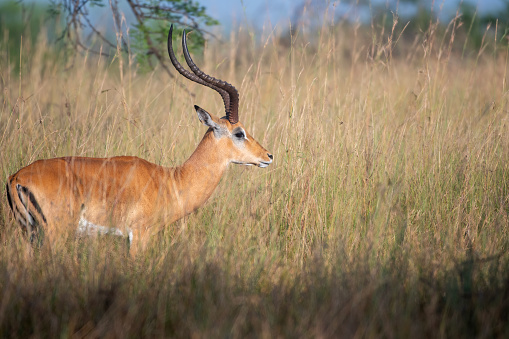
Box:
[5,25,273,253]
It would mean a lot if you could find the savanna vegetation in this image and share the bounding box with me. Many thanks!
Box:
[1,1,509,337]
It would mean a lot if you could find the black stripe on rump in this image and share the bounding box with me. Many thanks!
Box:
[16,184,47,224]
[12,202,28,228]
[6,183,14,212]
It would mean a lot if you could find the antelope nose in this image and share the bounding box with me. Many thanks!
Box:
[268,153,273,160]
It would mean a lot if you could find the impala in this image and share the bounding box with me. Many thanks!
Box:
[5,25,273,253]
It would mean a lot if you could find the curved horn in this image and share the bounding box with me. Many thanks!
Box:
[167,25,231,117]
[182,29,240,124]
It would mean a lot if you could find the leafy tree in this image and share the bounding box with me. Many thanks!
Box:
[46,0,218,76]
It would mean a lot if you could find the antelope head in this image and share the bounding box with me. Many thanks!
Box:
[168,25,273,168]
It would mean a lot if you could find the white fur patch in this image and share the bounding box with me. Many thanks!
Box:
[78,217,132,244]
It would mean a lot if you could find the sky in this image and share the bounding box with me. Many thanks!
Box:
[47,0,508,42]
[197,0,508,33]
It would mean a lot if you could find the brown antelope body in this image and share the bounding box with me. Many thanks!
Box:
[5,25,272,253]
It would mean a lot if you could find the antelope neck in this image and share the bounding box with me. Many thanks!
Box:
[172,131,229,214]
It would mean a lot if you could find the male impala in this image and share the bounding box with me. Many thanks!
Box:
[5,25,273,253]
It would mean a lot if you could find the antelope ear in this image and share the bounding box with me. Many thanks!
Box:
[195,105,220,129]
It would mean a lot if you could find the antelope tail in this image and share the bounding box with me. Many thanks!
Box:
[5,181,46,244]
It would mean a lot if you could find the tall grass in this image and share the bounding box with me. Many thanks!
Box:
[1,15,509,337]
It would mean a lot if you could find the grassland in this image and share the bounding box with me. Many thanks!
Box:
[0,18,509,337]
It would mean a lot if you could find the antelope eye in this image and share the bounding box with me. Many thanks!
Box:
[234,131,245,139]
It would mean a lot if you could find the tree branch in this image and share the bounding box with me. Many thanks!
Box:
[126,0,195,97]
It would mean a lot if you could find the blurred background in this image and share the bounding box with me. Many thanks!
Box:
[1,0,508,72]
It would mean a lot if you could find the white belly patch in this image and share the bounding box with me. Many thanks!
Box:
[78,217,133,244]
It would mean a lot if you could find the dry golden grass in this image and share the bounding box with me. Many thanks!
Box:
[0,19,509,337]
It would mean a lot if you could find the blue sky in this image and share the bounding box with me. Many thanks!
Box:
[198,0,508,32]
[46,0,508,40]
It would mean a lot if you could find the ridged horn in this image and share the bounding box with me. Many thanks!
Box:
[167,25,232,120]
[182,29,240,124]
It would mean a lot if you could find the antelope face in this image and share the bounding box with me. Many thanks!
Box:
[168,25,273,169]
[195,106,273,168]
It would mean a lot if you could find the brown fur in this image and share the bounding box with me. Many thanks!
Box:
[6,111,272,254]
